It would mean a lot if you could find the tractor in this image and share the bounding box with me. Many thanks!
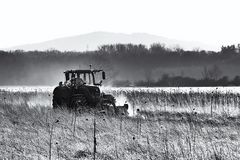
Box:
[52,67,128,115]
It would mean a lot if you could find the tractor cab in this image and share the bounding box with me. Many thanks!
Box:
[64,69,106,87]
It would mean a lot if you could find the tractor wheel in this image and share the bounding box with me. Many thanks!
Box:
[52,96,68,110]
[100,100,117,115]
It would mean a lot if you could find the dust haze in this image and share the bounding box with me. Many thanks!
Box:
[1,43,240,86]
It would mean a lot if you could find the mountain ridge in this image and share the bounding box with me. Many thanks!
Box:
[2,32,219,52]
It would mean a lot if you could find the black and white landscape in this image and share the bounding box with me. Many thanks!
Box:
[1,0,240,159]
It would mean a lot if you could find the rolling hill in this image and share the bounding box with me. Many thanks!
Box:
[3,32,218,51]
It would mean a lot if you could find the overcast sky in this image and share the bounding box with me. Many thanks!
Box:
[0,0,240,48]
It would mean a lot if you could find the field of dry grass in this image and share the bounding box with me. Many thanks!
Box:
[1,88,240,159]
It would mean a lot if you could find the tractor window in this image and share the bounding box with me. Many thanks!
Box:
[93,72,103,85]
[88,73,91,84]
[77,73,80,78]
[65,73,70,81]
[71,73,76,79]
[94,72,100,82]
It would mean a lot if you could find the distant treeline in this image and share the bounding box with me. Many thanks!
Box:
[1,43,240,85]
[113,75,240,87]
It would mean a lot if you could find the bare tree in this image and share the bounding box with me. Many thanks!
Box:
[201,65,222,80]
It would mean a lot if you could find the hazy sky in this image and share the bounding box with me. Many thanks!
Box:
[0,0,240,48]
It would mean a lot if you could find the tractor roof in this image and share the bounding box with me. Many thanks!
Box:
[64,69,103,74]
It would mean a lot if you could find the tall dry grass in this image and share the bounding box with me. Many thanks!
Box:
[0,89,240,159]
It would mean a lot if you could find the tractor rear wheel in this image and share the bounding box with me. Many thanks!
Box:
[53,96,69,110]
